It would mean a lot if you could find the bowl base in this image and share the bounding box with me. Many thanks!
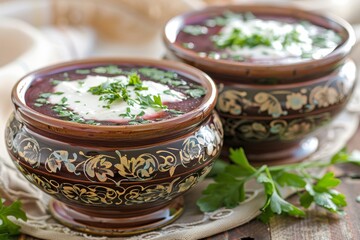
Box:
[49,197,184,236]
[222,137,319,165]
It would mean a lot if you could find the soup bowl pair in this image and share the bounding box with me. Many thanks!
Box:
[4,3,357,237]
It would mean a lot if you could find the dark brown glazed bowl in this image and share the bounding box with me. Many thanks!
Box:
[5,58,223,236]
[163,5,357,164]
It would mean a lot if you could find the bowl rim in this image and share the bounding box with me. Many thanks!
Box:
[163,4,356,77]
[12,58,217,141]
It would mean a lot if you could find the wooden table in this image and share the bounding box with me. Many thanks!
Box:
[19,125,360,240]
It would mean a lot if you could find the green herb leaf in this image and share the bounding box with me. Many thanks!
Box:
[204,11,341,60]
[229,148,256,176]
[138,68,187,87]
[135,93,167,110]
[92,66,107,74]
[167,109,184,116]
[52,105,86,124]
[88,79,128,107]
[275,172,306,188]
[163,89,176,97]
[0,198,27,237]
[197,147,360,223]
[61,97,68,104]
[299,192,314,208]
[197,173,245,212]
[128,119,152,125]
[128,73,141,86]
[300,172,346,213]
[128,73,148,91]
[39,93,52,98]
[183,25,208,36]
[35,98,48,104]
[257,169,305,222]
[315,172,341,191]
[92,65,122,74]
[50,79,62,85]
[185,87,206,98]
[76,69,90,74]
[153,95,162,106]
[206,159,229,178]
[330,148,360,165]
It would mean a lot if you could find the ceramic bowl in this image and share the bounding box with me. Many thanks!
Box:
[163,4,356,164]
[5,58,223,236]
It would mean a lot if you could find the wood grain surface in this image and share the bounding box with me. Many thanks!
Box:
[18,124,360,240]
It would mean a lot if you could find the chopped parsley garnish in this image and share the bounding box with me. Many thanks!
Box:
[167,109,184,116]
[50,79,62,85]
[138,68,187,86]
[205,11,248,27]
[87,72,168,112]
[153,95,163,107]
[119,107,145,120]
[182,42,195,49]
[88,80,130,108]
[34,92,64,107]
[135,93,167,110]
[163,89,176,97]
[61,97,68,104]
[50,105,99,125]
[92,65,122,74]
[185,87,206,98]
[39,93,52,98]
[214,28,272,49]
[52,105,84,123]
[193,11,342,60]
[183,25,208,36]
[76,69,91,74]
[38,67,205,125]
[128,119,152,125]
[35,98,48,104]
[128,73,141,85]
[128,73,148,90]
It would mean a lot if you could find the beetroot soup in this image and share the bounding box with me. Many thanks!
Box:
[176,11,342,64]
[25,65,206,125]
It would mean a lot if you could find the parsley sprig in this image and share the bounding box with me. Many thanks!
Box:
[88,72,167,121]
[214,28,273,49]
[88,73,147,109]
[183,25,208,36]
[197,148,360,223]
[88,79,128,108]
[213,27,304,50]
[138,68,187,87]
[0,198,27,238]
